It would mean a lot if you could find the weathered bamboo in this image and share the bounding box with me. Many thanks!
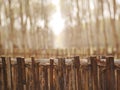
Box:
[0,60,2,90]
[31,57,37,90]
[88,59,93,90]
[101,69,107,90]
[17,57,24,90]
[50,59,54,90]
[73,56,81,90]
[1,57,8,90]
[106,57,115,90]
[66,65,71,90]
[35,63,40,90]
[72,59,77,90]
[0,56,119,90]
[117,69,120,90]
[21,58,26,90]
[90,57,98,90]
[58,58,66,90]
[6,57,13,90]
[43,66,48,90]
[26,65,31,90]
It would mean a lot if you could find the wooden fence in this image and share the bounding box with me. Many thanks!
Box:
[0,56,120,90]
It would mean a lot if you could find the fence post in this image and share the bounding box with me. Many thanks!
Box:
[90,57,98,90]
[0,59,2,90]
[43,65,48,90]
[73,56,81,90]
[50,59,54,90]
[106,56,115,90]
[117,70,120,90]
[31,57,36,90]
[17,57,24,90]
[58,58,66,90]
[6,57,13,90]
[36,63,40,90]
[21,58,26,89]
[1,57,8,90]
[88,57,93,90]
[66,65,71,90]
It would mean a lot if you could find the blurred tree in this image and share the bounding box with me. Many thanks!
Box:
[100,0,108,54]
[106,0,119,56]
[0,0,2,54]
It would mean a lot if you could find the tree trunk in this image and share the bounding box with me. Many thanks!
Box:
[8,0,15,55]
[88,0,94,53]
[100,0,108,54]
[107,0,119,57]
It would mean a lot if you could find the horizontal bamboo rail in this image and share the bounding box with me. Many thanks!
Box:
[1,48,120,58]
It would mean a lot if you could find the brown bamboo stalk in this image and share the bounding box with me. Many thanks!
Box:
[1,57,8,90]
[17,57,24,90]
[36,63,40,90]
[31,57,36,90]
[50,59,54,90]
[90,57,99,90]
[43,66,48,90]
[106,56,115,90]
[58,58,66,90]
[117,70,120,90]
[74,56,82,90]
[0,60,2,90]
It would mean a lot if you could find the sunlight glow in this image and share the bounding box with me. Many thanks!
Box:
[90,1,94,10]
[50,0,65,35]
[117,0,120,4]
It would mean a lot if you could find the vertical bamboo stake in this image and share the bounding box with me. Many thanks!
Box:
[13,64,18,90]
[26,66,31,90]
[36,63,40,90]
[90,57,98,90]
[21,58,26,89]
[0,59,2,90]
[117,70,120,90]
[74,56,81,90]
[1,57,8,90]
[72,58,77,90]
[66,65,70,90]
[85,68,89,90]
[58,58,66,90]
[31,57,36,90]
[43,65,48,90]
[6,57,13,90]
[26,66,29,90]
[106,56,115,90]
[54,66,59,90]
[88,58,93,90]
[17,57,24,90]
[101,69,107,90]
[50,59,54,90]
[98,66,102,90]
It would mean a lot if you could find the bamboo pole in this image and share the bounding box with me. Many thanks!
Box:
[106,56,115,90]
[50,59,54,90]
[58,58,66,90]
[117,70,120,90]
[43,65,48,90]
[31,57,36,90]
[36,63,40,90]
[0,60,2,90]
[1,57,8,90]
[16,57,24,90]
[90,57,98,90]
[73,56,81,90]
[6,57,13,90]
